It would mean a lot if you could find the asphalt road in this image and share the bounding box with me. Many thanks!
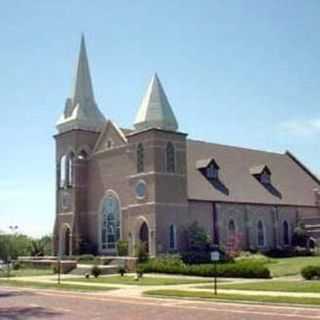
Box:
[1,287,320,320]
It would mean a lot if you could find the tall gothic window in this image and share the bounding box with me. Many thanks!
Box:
[67,152,75,187]
[169,224,176,250]
[257,220,265,247]
[228,219,236,239]
[59,155,67,188]
[101,195,120,250]
[137,143,144,173]
[166,142,175,173]
[283,220,290,246]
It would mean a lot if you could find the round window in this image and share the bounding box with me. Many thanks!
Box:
[135,181,146,199]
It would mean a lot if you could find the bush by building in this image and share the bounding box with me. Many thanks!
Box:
[117,240,129,256]
[139,256,271,279]
[301,265,320,280]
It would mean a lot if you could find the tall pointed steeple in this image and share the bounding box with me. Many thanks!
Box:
[56,35,105,133]
[134,73,178,131]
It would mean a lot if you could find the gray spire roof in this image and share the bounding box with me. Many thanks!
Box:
[56,35,105,133]
[134,73,178,132]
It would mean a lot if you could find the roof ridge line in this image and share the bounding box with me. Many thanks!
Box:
[187,138,283,156]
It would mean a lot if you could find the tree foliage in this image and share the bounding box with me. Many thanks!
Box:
[185,221,211,251]
[0,233,52,262]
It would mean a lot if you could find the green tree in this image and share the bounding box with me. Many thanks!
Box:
[186,221,211,251]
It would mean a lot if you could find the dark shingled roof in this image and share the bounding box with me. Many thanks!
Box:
[187,139,319,206]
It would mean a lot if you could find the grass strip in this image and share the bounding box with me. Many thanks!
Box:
[65,275,211,286]
[0,279,117,292]
[196,280,320,293]
[266,256,320,277]
[0,268,53,278]
[145,289,320,306]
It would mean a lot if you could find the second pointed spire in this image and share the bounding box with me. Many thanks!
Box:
[134,73,178,132]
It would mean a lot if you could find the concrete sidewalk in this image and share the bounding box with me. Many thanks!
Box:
[2,274,320,300]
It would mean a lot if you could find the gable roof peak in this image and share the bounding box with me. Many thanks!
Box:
[134,73,178,132]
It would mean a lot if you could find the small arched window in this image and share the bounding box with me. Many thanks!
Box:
[59,155,67,188]
[166,142,175,173]
[257,220,265,247]
[228,219,236,239]
[137,143,144,173]
[283,220,290,246]
[67,152,75,187]
[169,224,177,250]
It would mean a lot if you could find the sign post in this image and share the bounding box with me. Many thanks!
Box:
[210,251,220,295]
[57,253,62,285]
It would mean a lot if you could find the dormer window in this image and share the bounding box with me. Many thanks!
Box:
[250,165,271,185]
[207,163,218,179]
[260,171,271,184]
[196,158,220,180]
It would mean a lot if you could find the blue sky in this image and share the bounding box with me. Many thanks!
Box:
[0,1,319,237]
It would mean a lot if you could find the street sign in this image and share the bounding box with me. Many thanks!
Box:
[210,251,220,262]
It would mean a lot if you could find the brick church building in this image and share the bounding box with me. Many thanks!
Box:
[53,36,320,256]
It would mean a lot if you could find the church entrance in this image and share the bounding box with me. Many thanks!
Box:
[139,222,149,254]
[59,224,72,256]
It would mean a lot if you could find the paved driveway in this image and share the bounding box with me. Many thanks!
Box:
[1,287,320,320]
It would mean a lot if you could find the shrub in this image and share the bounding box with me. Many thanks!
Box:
[301,266,320,280]
[91,265,101,278]
[118,266,126,277]
[135,242,148,263]
[265,247,313,258]
[139,256,271,279]
[12,261,21,270]
[77,255,96,263]
[136,265,144,279]
[181,251,211,264]
[117,240,129,256]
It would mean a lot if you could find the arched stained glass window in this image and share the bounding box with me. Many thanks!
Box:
[101,195,120,250]
[166,142,175,173]
[137,143,144,173]
[283,220,290,246]
[257,220,265,247]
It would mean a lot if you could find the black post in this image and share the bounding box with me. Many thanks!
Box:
[214,260,217,295]
[57,256,61,285]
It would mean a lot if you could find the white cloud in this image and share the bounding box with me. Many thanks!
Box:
[280,118,320,136]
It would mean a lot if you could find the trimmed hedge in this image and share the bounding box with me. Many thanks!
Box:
[139,257,271,279]
[301,265,320,280]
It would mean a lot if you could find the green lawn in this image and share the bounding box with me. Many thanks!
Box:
[145,289,320,306]
[198,280,320,293]
[0,279,117,292]
[266,256,320,277]
[66,275,211,286]
[0,268,53,278]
